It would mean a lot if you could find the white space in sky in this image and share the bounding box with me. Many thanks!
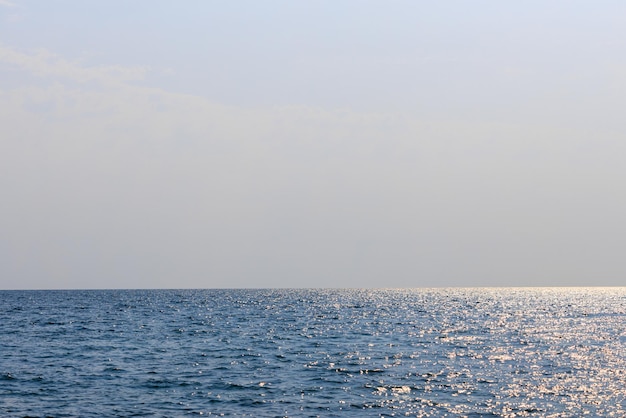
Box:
[2,1,626,289]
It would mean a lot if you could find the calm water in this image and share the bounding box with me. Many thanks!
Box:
[1,288,626,417]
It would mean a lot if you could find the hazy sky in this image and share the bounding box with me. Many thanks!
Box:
[2,1,626,289]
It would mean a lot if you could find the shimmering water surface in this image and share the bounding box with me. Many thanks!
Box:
[2,288,626,417]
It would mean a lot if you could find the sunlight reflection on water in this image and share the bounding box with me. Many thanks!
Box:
[1,288,625,416]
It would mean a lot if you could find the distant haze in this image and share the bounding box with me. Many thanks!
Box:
[2,1,626,289]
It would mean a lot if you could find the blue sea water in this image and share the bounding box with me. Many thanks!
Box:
[1,288,626,417]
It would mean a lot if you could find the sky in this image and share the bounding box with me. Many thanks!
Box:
[2,1,626,289]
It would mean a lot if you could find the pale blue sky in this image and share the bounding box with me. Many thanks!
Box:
[2,1,626,289]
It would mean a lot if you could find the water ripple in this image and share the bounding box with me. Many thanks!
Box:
[1,288,626,416]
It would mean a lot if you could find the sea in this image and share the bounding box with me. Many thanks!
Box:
[1,288,626,417]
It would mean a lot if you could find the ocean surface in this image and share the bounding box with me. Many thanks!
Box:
[1,288,626,417]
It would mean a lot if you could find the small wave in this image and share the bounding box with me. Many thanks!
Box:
[359,368,384,374]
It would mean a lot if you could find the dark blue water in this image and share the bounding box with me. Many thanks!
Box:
[1,288,626,417]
